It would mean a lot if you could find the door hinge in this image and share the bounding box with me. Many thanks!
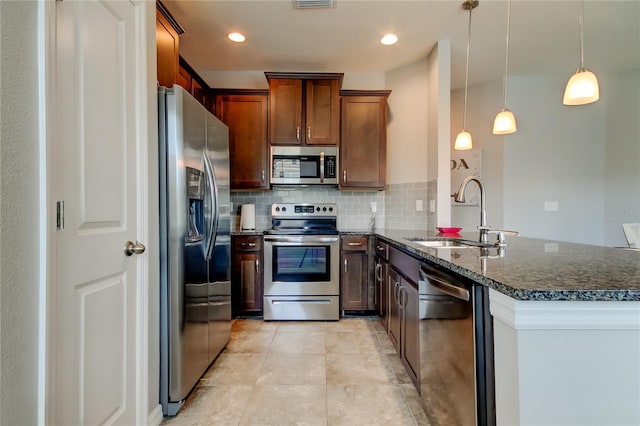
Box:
[56,201,64,230]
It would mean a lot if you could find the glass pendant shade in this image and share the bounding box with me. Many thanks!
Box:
[454,130,473,150]
[493,109,517,134]
[563,68,600,105]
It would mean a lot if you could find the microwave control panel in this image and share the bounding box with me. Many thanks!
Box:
[325,157,336,178]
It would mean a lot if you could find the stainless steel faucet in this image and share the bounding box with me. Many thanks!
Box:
[454,176,519,246]
[454,176,489,244]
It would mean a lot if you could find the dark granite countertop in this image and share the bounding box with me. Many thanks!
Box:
[375,229,640,302]
[339,229,374,235]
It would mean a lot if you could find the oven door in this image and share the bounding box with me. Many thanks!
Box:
[263,235,340,296]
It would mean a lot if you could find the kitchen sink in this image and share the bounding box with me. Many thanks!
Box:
[412,239,470,248]
[405,237,496,249]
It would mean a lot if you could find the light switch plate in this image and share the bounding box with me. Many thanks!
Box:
[544,201,559,212]
[416,200,423,212]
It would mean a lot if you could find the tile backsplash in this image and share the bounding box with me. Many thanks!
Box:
[231,188,385,231]
[231,180,436,232]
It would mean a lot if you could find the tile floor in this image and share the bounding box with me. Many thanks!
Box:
[162,317,430,426]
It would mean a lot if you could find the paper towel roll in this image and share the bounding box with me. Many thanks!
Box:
[240,204,256,230]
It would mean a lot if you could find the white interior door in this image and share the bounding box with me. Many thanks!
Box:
[53,1,143,424]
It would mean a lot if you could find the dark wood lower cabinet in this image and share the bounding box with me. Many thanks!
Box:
[384,244,420,389]
[231,235,263,316]
[400,277,420,387]
[387,268,401,349]
[340,236,369,311]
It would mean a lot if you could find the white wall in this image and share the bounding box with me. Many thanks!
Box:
[504,75,607,245]
[451,69,639,246]
[385,58,429,184]
[0,1,40,424]
[603,69,640,247]
[451,79,505,231]
[427,40,452,228]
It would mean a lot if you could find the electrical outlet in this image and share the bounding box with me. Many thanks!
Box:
[370,202,377,213]
[544,243,559,253]
[544,201,559,212]
[429,199,436,213]
[416,200,423,212]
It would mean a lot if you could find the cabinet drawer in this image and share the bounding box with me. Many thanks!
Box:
[341,236,368,251]
[374,238,388,260]
[233,235,262,252]
[389,246,420,284]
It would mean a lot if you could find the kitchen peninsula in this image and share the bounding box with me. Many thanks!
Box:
[376,229,640,425]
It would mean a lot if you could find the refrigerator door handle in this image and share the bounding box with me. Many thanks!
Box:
[203,153,219,260]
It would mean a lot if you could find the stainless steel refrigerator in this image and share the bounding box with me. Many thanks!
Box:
[158,85,231,416]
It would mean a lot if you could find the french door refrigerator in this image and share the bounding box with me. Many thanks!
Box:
[158,85,231,416]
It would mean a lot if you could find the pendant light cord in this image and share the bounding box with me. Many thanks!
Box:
[502,0,512,107]
[579,0,585,70]
[462,6,473,130]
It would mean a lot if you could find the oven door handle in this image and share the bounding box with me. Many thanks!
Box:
[264,236,339,244]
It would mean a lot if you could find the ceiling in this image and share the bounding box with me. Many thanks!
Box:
[163,0,640,89]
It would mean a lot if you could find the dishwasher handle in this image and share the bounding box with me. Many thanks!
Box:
[419,264,470,301]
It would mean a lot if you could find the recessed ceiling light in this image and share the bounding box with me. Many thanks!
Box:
[380,34,398,46]
[228,32,246,43]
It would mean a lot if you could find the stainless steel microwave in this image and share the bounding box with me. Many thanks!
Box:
[270,146,338,186]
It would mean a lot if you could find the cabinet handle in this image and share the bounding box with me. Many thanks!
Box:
[376,246,385,251]
[262,170,265,182]
[347,242,363,247]
[255,258,259,273]
[343,170,347,183]
[344,258,348,273]
[375,262,382,282]
[240,242,257,248]
[307,126,312,140]
[393,281,399,304]
[296,127,300,141]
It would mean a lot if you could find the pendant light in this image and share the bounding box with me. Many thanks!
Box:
[563,0,599,105]
[454,0,478,151]
[493,0,517,135]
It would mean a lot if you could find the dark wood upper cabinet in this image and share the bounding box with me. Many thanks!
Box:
[340,91,391,190]
[266,72,342,146]
[176,62,191,92]
[155,4,182,88]
[214,91,269,190]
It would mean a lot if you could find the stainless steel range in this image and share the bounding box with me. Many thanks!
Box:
[263,203,339,321]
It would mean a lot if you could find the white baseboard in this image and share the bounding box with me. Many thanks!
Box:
[148,404,163,426]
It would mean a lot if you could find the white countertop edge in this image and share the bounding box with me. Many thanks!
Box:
[489,288,640,330]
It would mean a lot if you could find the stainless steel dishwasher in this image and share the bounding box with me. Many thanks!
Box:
[418,262,495,426]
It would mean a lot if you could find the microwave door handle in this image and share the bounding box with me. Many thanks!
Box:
[203,153,219,260]
[319,151,324,183]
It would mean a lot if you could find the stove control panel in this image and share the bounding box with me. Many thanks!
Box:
[271,203,337,217]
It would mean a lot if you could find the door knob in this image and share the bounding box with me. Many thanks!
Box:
[124,241,146,256]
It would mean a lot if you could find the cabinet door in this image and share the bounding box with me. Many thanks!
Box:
[155,9,179,88]
[401,278,420,387]
[376,258,389,328]
[340,96,387,189]
[269,79,303,145]
[176,63,192,92]
[191,79,205,105]
[235,252,262,312]
[341,251,368,310]
[388,268,401,351]
[232,236,263,316]
[216,95,269,190]
[305,79,339,145]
